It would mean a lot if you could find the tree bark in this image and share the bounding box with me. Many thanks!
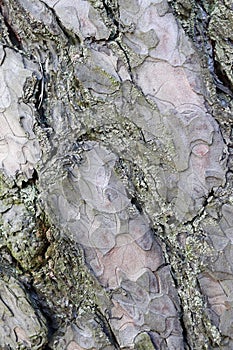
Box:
[0,0,232,349]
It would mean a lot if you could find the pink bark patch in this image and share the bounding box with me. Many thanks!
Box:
[192,143,209,158]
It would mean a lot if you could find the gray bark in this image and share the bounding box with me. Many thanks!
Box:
[0,0,232,349]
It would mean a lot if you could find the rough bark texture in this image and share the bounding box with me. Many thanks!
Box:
[0,0,232,349]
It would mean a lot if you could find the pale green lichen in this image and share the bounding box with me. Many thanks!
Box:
[208,1,233,86]
[31,230,107,324]
[135,332,155,350]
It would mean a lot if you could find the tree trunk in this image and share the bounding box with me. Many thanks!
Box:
[0,0,232,349]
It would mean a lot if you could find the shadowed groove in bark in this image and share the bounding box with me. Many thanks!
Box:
[95,307,121,350]
[0,3,22,49]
